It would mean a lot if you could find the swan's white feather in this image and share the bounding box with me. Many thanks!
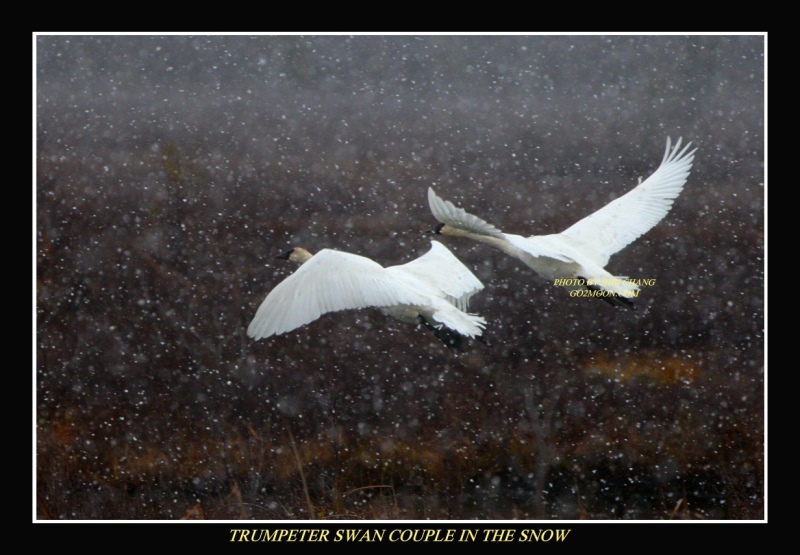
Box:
[428,137,696,302]
[386,240,483,312]
[558,137,696,267]
[247,241,485,340]
[428,187,505,239]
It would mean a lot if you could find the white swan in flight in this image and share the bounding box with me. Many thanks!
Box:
[247,240,486,350]
[428,137,697,309]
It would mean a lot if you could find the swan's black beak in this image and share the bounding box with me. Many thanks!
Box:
[275,249,294,260]
[426,223,445,235]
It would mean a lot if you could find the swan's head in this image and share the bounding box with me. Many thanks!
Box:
[427,222,446,235]
[427,222,469,238]
[275,247,314,265]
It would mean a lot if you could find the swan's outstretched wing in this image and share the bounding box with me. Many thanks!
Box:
[558,137,696,267]
[428,187,506,239]
[386,240,484,312]
[247,249,428,340]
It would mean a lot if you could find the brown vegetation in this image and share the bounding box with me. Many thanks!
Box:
[36,143,763,520]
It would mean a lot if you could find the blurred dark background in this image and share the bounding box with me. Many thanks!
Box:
[36,34,764,520]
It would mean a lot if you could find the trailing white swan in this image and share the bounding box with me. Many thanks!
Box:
[247,240,486,349]
[428,137,697,309]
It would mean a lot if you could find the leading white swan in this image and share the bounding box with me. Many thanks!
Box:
[247,240,486,350]
[428,137,697,309]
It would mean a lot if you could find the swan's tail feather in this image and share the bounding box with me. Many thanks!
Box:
[430,309,486,339]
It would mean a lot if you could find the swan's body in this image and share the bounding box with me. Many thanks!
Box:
[429,137,697,309]
[247,240,486,349]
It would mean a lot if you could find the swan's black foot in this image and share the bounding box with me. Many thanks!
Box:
[579,276,636,310]
[475,333,492,348]
[611,293,636,310]
[418,316,464,352]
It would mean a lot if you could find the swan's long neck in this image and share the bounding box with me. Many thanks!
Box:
[440,225,519,257]
[282,247,314,265]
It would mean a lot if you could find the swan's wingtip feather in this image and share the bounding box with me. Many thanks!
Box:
[428,187,506,239]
